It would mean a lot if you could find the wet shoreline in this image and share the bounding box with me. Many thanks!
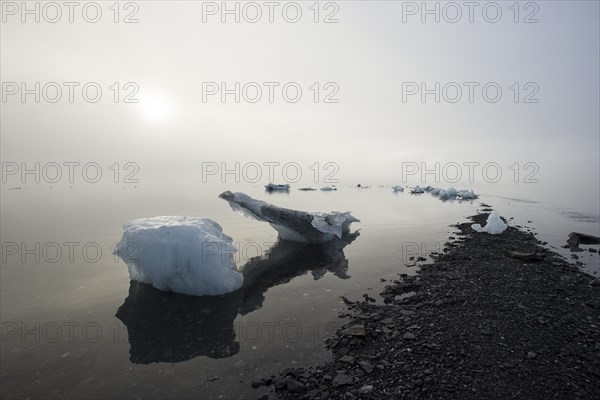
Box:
[258,211,600,399]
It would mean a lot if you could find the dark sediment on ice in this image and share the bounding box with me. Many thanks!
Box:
[253,212,600,399]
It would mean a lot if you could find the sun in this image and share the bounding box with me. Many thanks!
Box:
[138,93,172,123]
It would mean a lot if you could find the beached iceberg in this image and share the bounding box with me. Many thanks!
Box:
[220,191,359,243]
[114,216,243,296]
[472,211,507,235]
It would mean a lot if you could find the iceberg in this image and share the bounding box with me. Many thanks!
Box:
[219,191,359,243]
[438,187,457,200]
[320,186,337,191]
[472,211,507,235]
[265,183,290,191]
[392,186,404,192]
[457,189,478,200]
[431,187,478,201]
[114,216,243,296]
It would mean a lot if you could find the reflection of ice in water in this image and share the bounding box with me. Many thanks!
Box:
[115,232,359,364]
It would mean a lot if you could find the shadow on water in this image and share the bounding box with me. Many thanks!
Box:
[115,231,359,364]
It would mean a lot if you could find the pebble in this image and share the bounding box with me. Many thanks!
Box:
[332,373,353,387]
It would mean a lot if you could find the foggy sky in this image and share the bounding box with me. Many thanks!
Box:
[1,1,599,210]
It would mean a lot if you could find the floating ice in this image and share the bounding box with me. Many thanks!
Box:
[457,189,478,200]
[114,216,243,296]
[472,211,507,235]
[265,183,290,191]
[392,186,404,192]
[431,187,478,201]
[320,186,337,191]
[411,186,425,194]
[219,191,359,243]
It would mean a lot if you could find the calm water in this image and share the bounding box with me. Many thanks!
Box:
[1,183,599,399]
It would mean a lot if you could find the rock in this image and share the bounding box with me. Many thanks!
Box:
[332,373,353,387]
[568,232,600,246]
[358,385,374,394]
[507,251,545,262]
[273,377,287,390]
[341,325,366,336]
[503,361,515,368]
[286,379,306,393]
[251,380,264,389]
[358,360,374,374]
[527,351,537,359]
[339,355,355,364]
[589,278,600,287]
[208,376,219,381]
[590,248,598,253]
[403,332,416,340]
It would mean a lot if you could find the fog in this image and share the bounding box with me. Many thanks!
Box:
[2,1,599,212]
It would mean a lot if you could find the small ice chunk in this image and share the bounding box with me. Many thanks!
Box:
[115,216,243,296]
[457,189,478,200]
[472,211,507,235]
[392,186,404,192]
[265,183,290,191]
[439,187,457,200]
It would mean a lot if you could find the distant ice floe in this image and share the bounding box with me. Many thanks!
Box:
[220,191,359,244]
[392,186,405,192]
[265,183,290,191]
[114,216,243,296]
[472,211,507,234]
[320,186,337,191]
[430,187,478,201]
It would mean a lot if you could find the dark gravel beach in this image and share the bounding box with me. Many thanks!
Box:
[254,211,600,399]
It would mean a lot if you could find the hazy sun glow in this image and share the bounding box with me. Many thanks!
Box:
[138,93,172,123]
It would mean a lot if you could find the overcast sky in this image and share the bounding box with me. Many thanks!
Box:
[1,1,599,210]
